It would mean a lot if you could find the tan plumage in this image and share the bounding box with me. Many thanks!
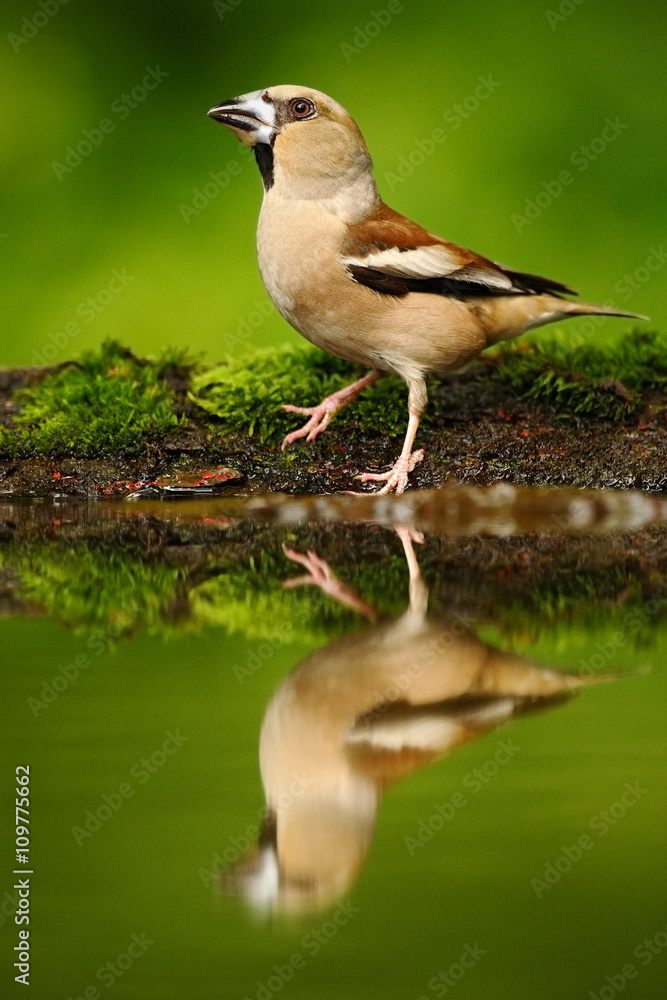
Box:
[208,85,647,494]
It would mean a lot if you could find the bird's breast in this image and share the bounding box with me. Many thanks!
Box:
[255,192,488,375]
[257,196,345,324]
[256,195,384,367]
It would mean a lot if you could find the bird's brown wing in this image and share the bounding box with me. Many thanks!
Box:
[341,203,576,298]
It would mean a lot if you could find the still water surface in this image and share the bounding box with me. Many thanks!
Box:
[1,486,666,999]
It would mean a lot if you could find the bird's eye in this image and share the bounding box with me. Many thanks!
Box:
[290,98,315,119]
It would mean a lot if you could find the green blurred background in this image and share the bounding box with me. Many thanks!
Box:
[1,0,664,369]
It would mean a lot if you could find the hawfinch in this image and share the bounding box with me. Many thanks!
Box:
[226,530,611,914]
[207,86,645,495]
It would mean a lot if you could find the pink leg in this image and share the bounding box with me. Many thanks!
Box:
[355,377,427,496]
[357,412,425,496]
[394,526,427,618]
[282,546,377,620]
[280,371,380,451]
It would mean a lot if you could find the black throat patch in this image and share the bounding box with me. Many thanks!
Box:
[253,143,274,191]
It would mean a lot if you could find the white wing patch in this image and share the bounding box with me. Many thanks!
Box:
[347,699,516,753]
[347,715,465,752]
[342,244,513,290]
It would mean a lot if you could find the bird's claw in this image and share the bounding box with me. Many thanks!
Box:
[282,546,333,588]
[282,545,378,619]
[355,450,425,496]
[394,526,425,545]
[280,400,340,450]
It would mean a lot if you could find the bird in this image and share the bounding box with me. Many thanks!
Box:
[207,86,647,495]
[224,528,620,915]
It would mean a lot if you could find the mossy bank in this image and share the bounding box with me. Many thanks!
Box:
[1,334,666,496]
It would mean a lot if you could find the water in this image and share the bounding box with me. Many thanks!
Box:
[1,486,666,1000]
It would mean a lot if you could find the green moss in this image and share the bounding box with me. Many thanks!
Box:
[191,331,667,442]
[491,330,667,418]
[2,331,666,462]
[0,427,19,458]
[189,346,417,442]
[0,340,182,458]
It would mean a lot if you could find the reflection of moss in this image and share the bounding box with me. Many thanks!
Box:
[491,330,667,419]
[0,543,185,638]
[193,549,366,645]
[189,551,410,645]
[2,530,666,650]
[488,571,626,639]
[0,341,182,458]
[0,542,395,643]
[191,575,344,646]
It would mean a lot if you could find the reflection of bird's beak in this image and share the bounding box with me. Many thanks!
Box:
[206,90,276,147]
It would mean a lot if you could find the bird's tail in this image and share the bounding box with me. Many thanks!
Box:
[481,293,649,345]
[559,300,649,322]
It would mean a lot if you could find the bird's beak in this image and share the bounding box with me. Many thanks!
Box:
[206,89,277,147]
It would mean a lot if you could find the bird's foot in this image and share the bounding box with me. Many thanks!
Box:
[394,526,425,546]
[280,372,380,451]
[282,546,377,618]
[280,394,343,450]
[356,450,425,496]
[282,546,337,590]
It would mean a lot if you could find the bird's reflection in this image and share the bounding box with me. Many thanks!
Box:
[225,528,611,916]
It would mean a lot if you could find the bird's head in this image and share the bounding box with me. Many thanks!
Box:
[207,85,376,211]
[223,799,374,917]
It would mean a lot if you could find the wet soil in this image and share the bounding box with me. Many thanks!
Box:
[1,362,666,497]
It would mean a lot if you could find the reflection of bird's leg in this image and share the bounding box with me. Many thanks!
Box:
[283,528,427,624]
[394,526,427,623]
[282,545,377,620]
